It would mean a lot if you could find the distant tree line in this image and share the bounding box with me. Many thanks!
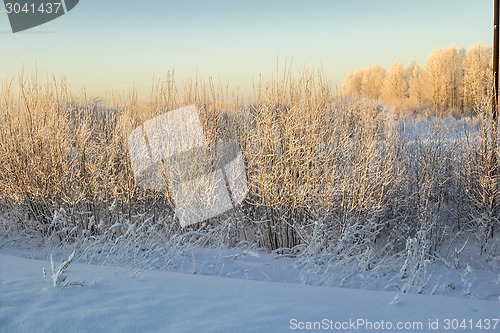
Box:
[342,45,492,115]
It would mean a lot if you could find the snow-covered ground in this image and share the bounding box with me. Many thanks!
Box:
[1,239,498,333]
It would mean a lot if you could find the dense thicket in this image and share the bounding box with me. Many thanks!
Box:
[0,68,498,283]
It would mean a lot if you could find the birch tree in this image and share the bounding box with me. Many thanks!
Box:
[382,62,408,107]
[462,45,492,111]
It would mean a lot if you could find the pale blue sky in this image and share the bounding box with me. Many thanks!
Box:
[0,0,493,99]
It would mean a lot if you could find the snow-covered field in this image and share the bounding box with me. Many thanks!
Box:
[1,238,498,333]
[0,113,499,332]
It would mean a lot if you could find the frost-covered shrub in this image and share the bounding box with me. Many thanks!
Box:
[0,69,498,276]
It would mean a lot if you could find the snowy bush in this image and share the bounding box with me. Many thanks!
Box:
[0,69,498,297]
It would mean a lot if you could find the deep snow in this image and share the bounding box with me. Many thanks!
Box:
[0,244,498,333]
